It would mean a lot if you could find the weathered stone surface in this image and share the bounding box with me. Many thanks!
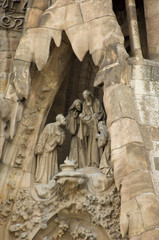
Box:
[80,0,115,22]
[109,118,143,150]
[10,37,20,52]
[152,66,159,81]
[14,29,35,62]
[111,143,149,180]
[104,84,139,127]
[26,8,43,29]
[141,229,159,240]
[120,198,144,238]
[136,194,159,230]
[31,0,49,10]
[151,127,159,141]
[1,1,159,240]
[139,125,153,150]
[118,171,154,203]
[121,193,159,238]
[131,64,151,81]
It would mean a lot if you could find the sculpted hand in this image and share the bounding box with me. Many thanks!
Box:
[35,144,43,155]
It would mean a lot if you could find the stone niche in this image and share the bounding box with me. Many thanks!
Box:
[1,1,159,240]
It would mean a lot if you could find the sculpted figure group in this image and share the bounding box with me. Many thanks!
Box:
[35,90,113,184]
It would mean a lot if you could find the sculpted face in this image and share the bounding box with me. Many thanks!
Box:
[83,90,93,106]
[75,101,82,111]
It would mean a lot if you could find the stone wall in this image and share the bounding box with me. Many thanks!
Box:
[129,61,159,200]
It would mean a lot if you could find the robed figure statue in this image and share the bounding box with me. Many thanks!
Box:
[35,114,66,184]
[79,90,105,167]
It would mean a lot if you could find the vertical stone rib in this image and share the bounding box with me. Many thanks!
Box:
[144,0,159,61]
[103,84,159,239]
[125,0,143,59]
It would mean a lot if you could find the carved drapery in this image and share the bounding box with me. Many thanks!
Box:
[0,1,159,240]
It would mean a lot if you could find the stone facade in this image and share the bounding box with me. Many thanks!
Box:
[0,0,159,240]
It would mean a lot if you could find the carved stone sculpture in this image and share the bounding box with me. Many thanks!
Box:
[1,1,159,240]
[66,99,86,168]
[35,114,66,184]
[79,90,105,167]
[97,121,113,177]
[5,0,128,100]
[0,98,23,158]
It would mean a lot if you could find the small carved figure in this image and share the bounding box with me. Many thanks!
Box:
[66,99,86,168]
[79,90,105,167]
[35,114,66,184]
[97,121,113,177]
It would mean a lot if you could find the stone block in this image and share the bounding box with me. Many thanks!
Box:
[151,127,159,141]
[31,0,49,10]
[136,194,159,231]
[120,198,144,238]
[131,79,150,95]
[139,125,153,150]
[65,3,84,30]
[47,0,74,9]
[130,235,142,240]
[132,65,151,81]
[141,230,159,240]
[118,171,154,203]
[41,4,83,31]
[26,8,44,29]
[154,81,159,96]
[0,35,9,51]
[152,66,159,81]
[109,118,143,150]
[80,0,114,23]
[104,84,139,127]
[111,143,149,181]
[10,37,20,51]
[14,29,36,62]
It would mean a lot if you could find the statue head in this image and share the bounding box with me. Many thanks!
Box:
[69,99,82,112]
[56,114,66,126]
[82,90,93,106]
[98,121,107,132]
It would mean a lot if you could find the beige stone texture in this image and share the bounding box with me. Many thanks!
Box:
[26,8,44,29]
[151,127,159,141]
[121,194,159,238]
[104,84,139,127]
[139,125,153,150]
[10,37,20,52]
[31,0,50,10]
[48,0,74,9]
[120,198,144,238]
[14,29,36,62]
[109,118,143,150]
[111,143,149,181]
[144,0,159,60]
[40,4,83,31]
[131,64,151,81]
[130,230,159,240]
[34,28,62,71]
[118,171,154,203]
[80,0,115,22]
[136,194,159,230]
